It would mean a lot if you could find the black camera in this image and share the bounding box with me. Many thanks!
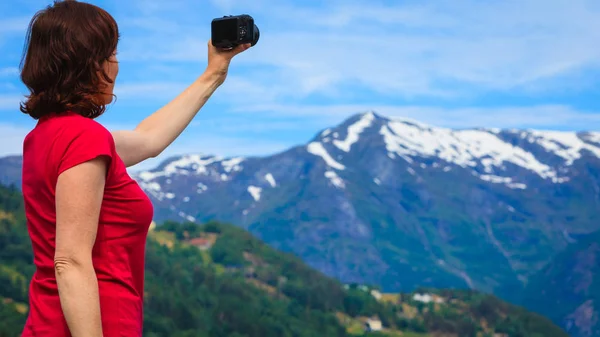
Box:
[211,14,259,49]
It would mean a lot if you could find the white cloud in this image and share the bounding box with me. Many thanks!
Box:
[0,67,18,77]
[0,123,30,156]
[382,105,600,131]
[189,116,317,133]
[113,82,189,101]
[117,0,600,99]
[0,16,30,34]
[0,94,22,111]
[234,104,600,131]
[127,134,289,172]
[6,0,600,99]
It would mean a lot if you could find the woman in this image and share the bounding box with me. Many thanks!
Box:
[18,1,250,336]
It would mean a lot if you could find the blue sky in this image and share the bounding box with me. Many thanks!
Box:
[1,0,600,170]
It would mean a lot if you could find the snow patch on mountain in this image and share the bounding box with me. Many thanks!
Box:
[479,174,527,189]
[139,185,175,202]
[325,171,345,189]
[197,183,208,194]
[141,181,161,192]
[524,131,600,165]
[222,157,245,173]
[160,155,219,175]
[379,120,572,187]
[248,186,262,201]
[307,142,345,170]
[265,173,277,187]
[582,132,600,145]
[136,154,220,181]
[333,112,375,152]
[176,209,195,222]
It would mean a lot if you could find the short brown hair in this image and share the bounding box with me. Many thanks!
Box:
[19,0,120,120]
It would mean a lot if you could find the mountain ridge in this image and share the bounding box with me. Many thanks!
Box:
[134,110,600,192]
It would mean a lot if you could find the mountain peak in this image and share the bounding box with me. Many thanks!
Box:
[305,111,382,170]
[298,110,600,190]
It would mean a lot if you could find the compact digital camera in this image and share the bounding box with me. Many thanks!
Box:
[211,14,260,49]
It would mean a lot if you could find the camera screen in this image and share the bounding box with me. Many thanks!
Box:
[212,19,238,42]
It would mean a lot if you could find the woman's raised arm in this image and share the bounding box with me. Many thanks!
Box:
[112,40,251,167]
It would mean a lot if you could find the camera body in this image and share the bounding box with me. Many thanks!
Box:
[211,14,260,49]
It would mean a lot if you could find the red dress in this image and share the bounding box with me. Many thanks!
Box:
[20,111,154,337]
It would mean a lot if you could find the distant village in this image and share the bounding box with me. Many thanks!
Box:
[342,284,446,333]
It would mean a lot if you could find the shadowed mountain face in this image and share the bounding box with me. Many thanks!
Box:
[2,111,599,335]
[522,230,600,337]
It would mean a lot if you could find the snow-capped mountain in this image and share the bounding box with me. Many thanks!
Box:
[130,111,600,297]
[135,112,600,202]
[133,111,600,217]
[1,111,598,306]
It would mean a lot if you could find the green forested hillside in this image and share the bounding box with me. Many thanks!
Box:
[0,183,33,337]
[0,183,569,337]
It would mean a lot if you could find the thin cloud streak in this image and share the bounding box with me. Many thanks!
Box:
[0,123,29,156]
[234,104,600,131]
[0,67,18,77]
[127,134,290,172]
[113,82,189,100]
[0,16,30,34]
[0,94,23,111]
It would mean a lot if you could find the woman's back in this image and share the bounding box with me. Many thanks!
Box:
[21,111,154,336]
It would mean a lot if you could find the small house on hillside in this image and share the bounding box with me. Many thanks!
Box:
[364,318,382,332]
[188,237,213,250]
[370,289,382,300]
[413,293,445,304]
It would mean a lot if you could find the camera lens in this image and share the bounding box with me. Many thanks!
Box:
[252,24,260,46]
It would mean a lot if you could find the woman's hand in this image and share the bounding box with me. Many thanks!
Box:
[205,40,251,85]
